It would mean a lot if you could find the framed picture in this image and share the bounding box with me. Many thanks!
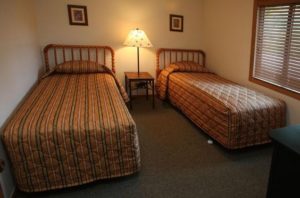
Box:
[67,5,88,26]
[170,14,184,32]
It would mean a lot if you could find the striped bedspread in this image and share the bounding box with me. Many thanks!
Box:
[2,73,140,192]
[157,71,286,149]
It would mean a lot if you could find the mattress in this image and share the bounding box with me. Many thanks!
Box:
[2,73,140,192]
[157,71,286,149]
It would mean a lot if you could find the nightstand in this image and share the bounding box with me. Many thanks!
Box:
[125,72,155,109]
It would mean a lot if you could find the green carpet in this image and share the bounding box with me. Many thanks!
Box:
[15,97,273,198]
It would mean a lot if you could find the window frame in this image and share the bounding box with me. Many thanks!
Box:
[249,0,300,100]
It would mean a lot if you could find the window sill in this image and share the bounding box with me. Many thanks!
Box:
[249,77,300,100]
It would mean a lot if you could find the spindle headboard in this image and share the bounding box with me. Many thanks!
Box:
[43,44,115,73]
[156,48,206,78]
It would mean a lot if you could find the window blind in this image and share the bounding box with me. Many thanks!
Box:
[253,3,300,95]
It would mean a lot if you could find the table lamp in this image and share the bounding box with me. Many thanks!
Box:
[124,28,153,75]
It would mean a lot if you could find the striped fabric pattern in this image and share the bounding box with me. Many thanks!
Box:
[156,63,211,100]
[51,61,129,103]
[157,70,286,149]
[2,73,140,192]
[55,61,106,73]
[169,61,209,72]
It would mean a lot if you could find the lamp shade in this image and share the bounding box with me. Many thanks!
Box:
[124,28,153,48]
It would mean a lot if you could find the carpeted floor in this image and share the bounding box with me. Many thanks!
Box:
[15,97,273,198]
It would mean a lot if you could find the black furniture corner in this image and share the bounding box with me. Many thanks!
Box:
[0,159,4,198]
[267,124,300,198]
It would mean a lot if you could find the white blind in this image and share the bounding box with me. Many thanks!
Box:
[253,3,300,94]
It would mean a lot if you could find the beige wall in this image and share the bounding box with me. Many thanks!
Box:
[202,0,300,124]
[34,0,205,81]
[0,0,42,197]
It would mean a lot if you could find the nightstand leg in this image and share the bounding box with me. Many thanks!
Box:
[152,80,155,109]
[129,80,132,109]
[125,76,128,92]
[146,81,149,100]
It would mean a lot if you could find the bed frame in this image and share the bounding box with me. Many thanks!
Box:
[2,44,141,192]
[156,48,206,78]
[43,44,115,73]
[156,48,286,150]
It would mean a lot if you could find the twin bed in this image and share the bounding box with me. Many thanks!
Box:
[156,48,286,149]
[1,45,286,193]
[2,44,140,192]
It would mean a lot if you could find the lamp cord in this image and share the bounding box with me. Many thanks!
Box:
[137,47,140,75]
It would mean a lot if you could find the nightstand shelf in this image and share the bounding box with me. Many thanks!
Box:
[125,72,155,109]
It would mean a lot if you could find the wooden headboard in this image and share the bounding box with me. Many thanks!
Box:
[43,44,115,73]
[156,48,206,78]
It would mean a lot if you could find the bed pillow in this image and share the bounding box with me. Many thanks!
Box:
[169,61,209,72]
[54,60,107,73]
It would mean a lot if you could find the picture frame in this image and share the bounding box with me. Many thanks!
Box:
[170,14,184,32]
[67,4,88,26]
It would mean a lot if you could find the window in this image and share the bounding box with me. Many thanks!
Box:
[250,0,300,100]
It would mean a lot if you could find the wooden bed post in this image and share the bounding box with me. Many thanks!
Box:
[106,46,115,73]
[156,49,162,78]
[43,44,54,73]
